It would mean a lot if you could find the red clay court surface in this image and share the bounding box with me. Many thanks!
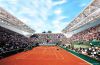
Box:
[0,46,91,65]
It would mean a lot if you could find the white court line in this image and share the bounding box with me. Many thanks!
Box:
[43,47,47,54]
[60,47,92,65]
[67,51,92,65]
[16,52,31,59]
[52,47,59,59]
[57,49,64,60]
[54,47,64,60]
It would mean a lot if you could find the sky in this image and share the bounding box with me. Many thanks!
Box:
[0,0,92,33]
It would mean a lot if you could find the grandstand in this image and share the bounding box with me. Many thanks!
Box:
[0,7,35,37]
[0,0,100,65]
[30,33,66,45]
[62,0,100,63]
[62,0,100,43]
[62,0,100,34]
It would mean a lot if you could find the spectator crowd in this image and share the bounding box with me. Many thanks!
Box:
[30,33,66,45]
[66,46,100,61]
[0,26,66,58]
[0,26,33,58]
[70,24,100,42]
[64,24,100,61]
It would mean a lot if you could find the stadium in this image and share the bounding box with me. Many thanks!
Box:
[0,0,100,65]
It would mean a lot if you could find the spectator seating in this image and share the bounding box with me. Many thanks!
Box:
[0,26,33,58]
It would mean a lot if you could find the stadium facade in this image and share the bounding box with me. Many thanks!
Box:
[0,7,35,37]
[62,0,100,35]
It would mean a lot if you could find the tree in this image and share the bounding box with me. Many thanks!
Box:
[30,34,38,38]
[48,31,52,33]
[42,31,46,33]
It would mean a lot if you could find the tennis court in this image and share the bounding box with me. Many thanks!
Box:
[0,46,91,65]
